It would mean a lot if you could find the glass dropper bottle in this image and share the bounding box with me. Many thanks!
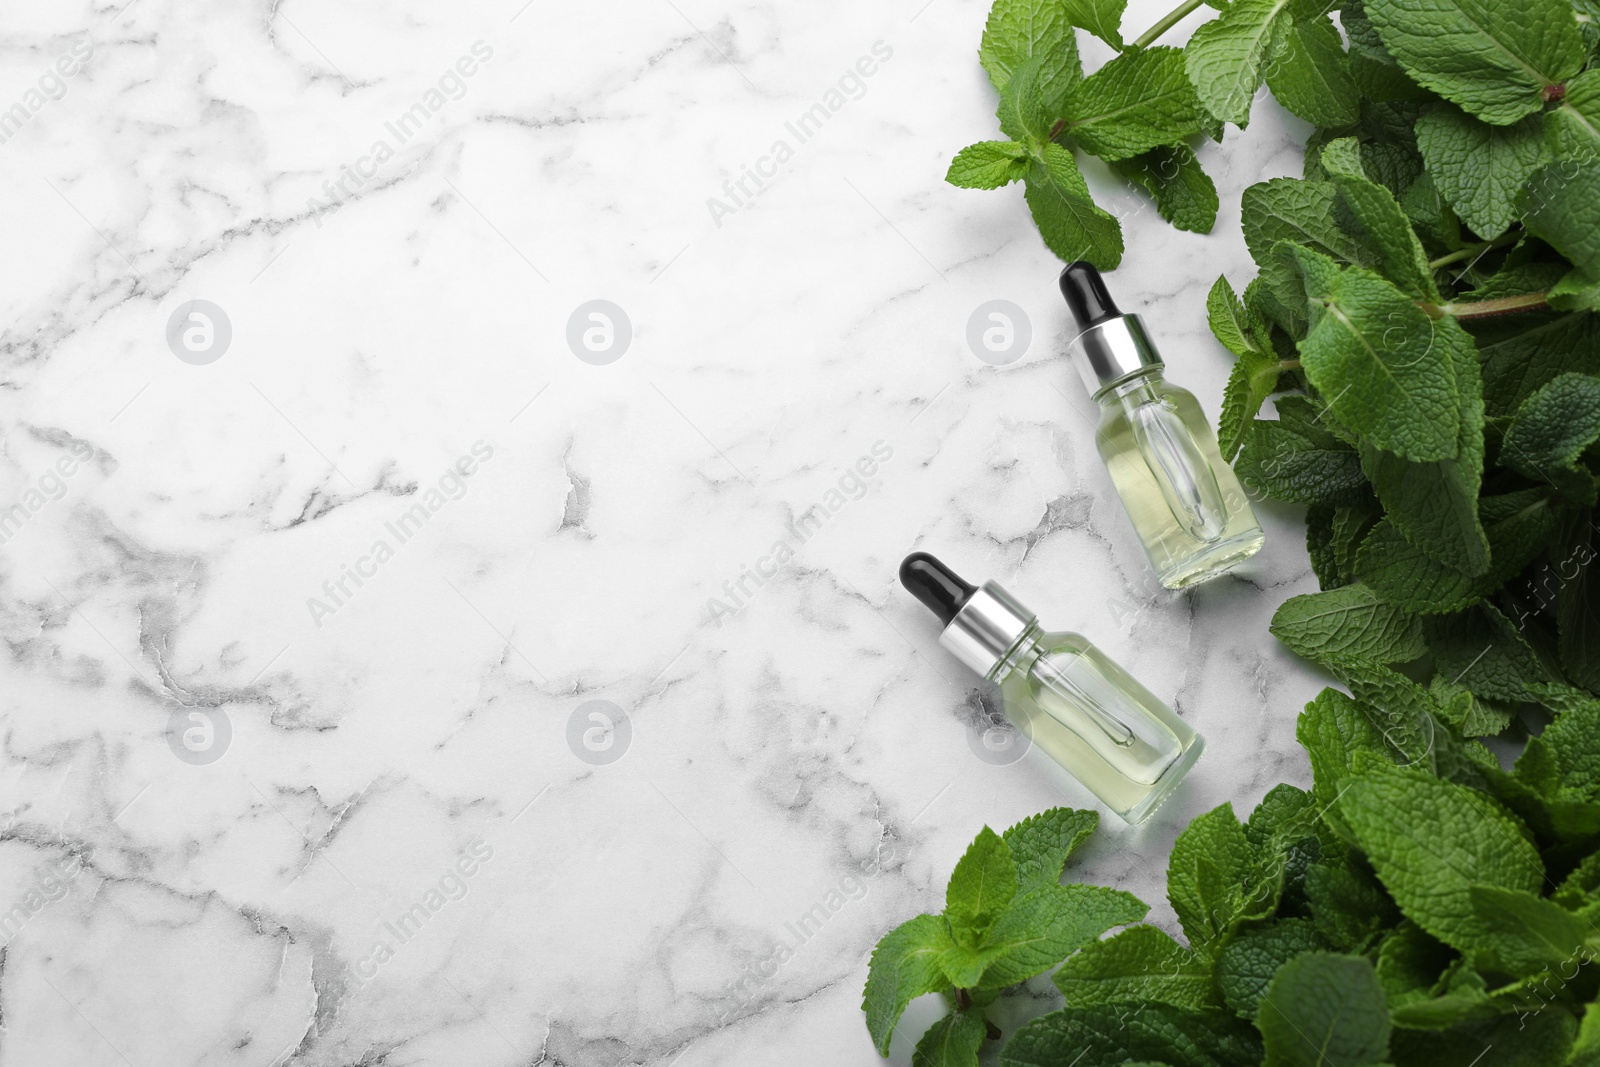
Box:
[900,552,1203,824]
[1060,262,1264,589]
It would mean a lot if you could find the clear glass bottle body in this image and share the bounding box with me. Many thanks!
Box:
[994,624,1202,824]
[1095,370,1264,589]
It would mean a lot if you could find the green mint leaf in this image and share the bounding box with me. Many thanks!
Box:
[1365,0,1584,125]
[1235,396,1370,507]
[1329,502,1380,589]
[1306,506,1342,588]
[1350,104,1429,195]
[1508,790,1600,847]
[997,54,1054,144]
[945,826,1017,942]
[1297,688,1391,819]
[1426,603,1590,709]
[1457,690,1517,738]
[1467,884,1588,977]
[863,913,958,1054]
[1257,953,1391,1067]
[1519,160,1600,279]
[1579,0,1600,51]
[1475,486,1564,587]
[1167,802,1258,953]
[1335,660,1507,794]
[1358,483,1557,614]
[1343,0,1433,103]
[1242,179,1370,275]
[1386,958,1494,1031]
[1549,267,1600,314]
[1500,372,1600,505]
[1546,67,1600,160]
[1305,856,1400,952]
[1357,439,1490,585]
[1347,93,1423,155]
[1208,275,1279,459]
[1248,261,1310,336]
[1002,806,1098,894]
[1270,583,1424,666]
[980,0,1082,115]
[969,883,1148,990]
[1053,924,1220,1010]
[1429,674,1478,732]
[1319,137,1437,300]
[946,140,1031,190]
[1555,848,1600,909]
[1289,248,1460,462]
[912,1010,987,1067]
[1335,661,1462,772]
[1301,129,1335,182]
[1415,106,1548,240]
[1244,782,1319,853]
[1001,1005,1262,1067]
[1024,143,1124,267]
[1576,1015,1600,1067]
[1412,952,1494,1022]
[1236,417,1368,507]
[1474,304,1600,417]
[1065,46,1207,161]
[1338,761,1543,960]
[1237,178,1372,334]
[1358,308,1487,571]
[1375,921,1452,1005]
[1400,170,1462,250]
[1262,14,1361,128]
[1110,142,1219,234]
[1184,0,1295,127]
[1514,698,1600,802]
[1062,0,1125,48]
[1215,918,1328,1018]
[1208,274,1273,359]
[1555,509,1600,695]
[1389,1009,1577,1066]
[935,946,999,1004]
[1353,518,1481,613]
[1244,784,1324,918]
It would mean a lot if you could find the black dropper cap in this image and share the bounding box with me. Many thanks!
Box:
[1058,261,1122,329]
[899,552,976,626]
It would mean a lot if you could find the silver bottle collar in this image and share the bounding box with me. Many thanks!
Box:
[1067,313,1163,395]
[939,580,1037,679]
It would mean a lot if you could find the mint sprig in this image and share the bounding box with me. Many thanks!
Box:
[1366,0,1584,124]
[861,807,1144,1060]
[1256,953,1390,1067]
[868,0,1600,1059]
[864,686,1600,1063]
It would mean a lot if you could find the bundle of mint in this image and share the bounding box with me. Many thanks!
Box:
[865,0,1600,1061]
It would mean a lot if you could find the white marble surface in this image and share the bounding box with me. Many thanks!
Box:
[0,0,1336,1063]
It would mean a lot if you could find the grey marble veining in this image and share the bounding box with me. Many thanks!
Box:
[0,0,1333,1063]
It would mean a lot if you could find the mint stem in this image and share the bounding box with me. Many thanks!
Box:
[1433,291,1551,319]
[1427,234,1518,270]
[1130,0,1208,50]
